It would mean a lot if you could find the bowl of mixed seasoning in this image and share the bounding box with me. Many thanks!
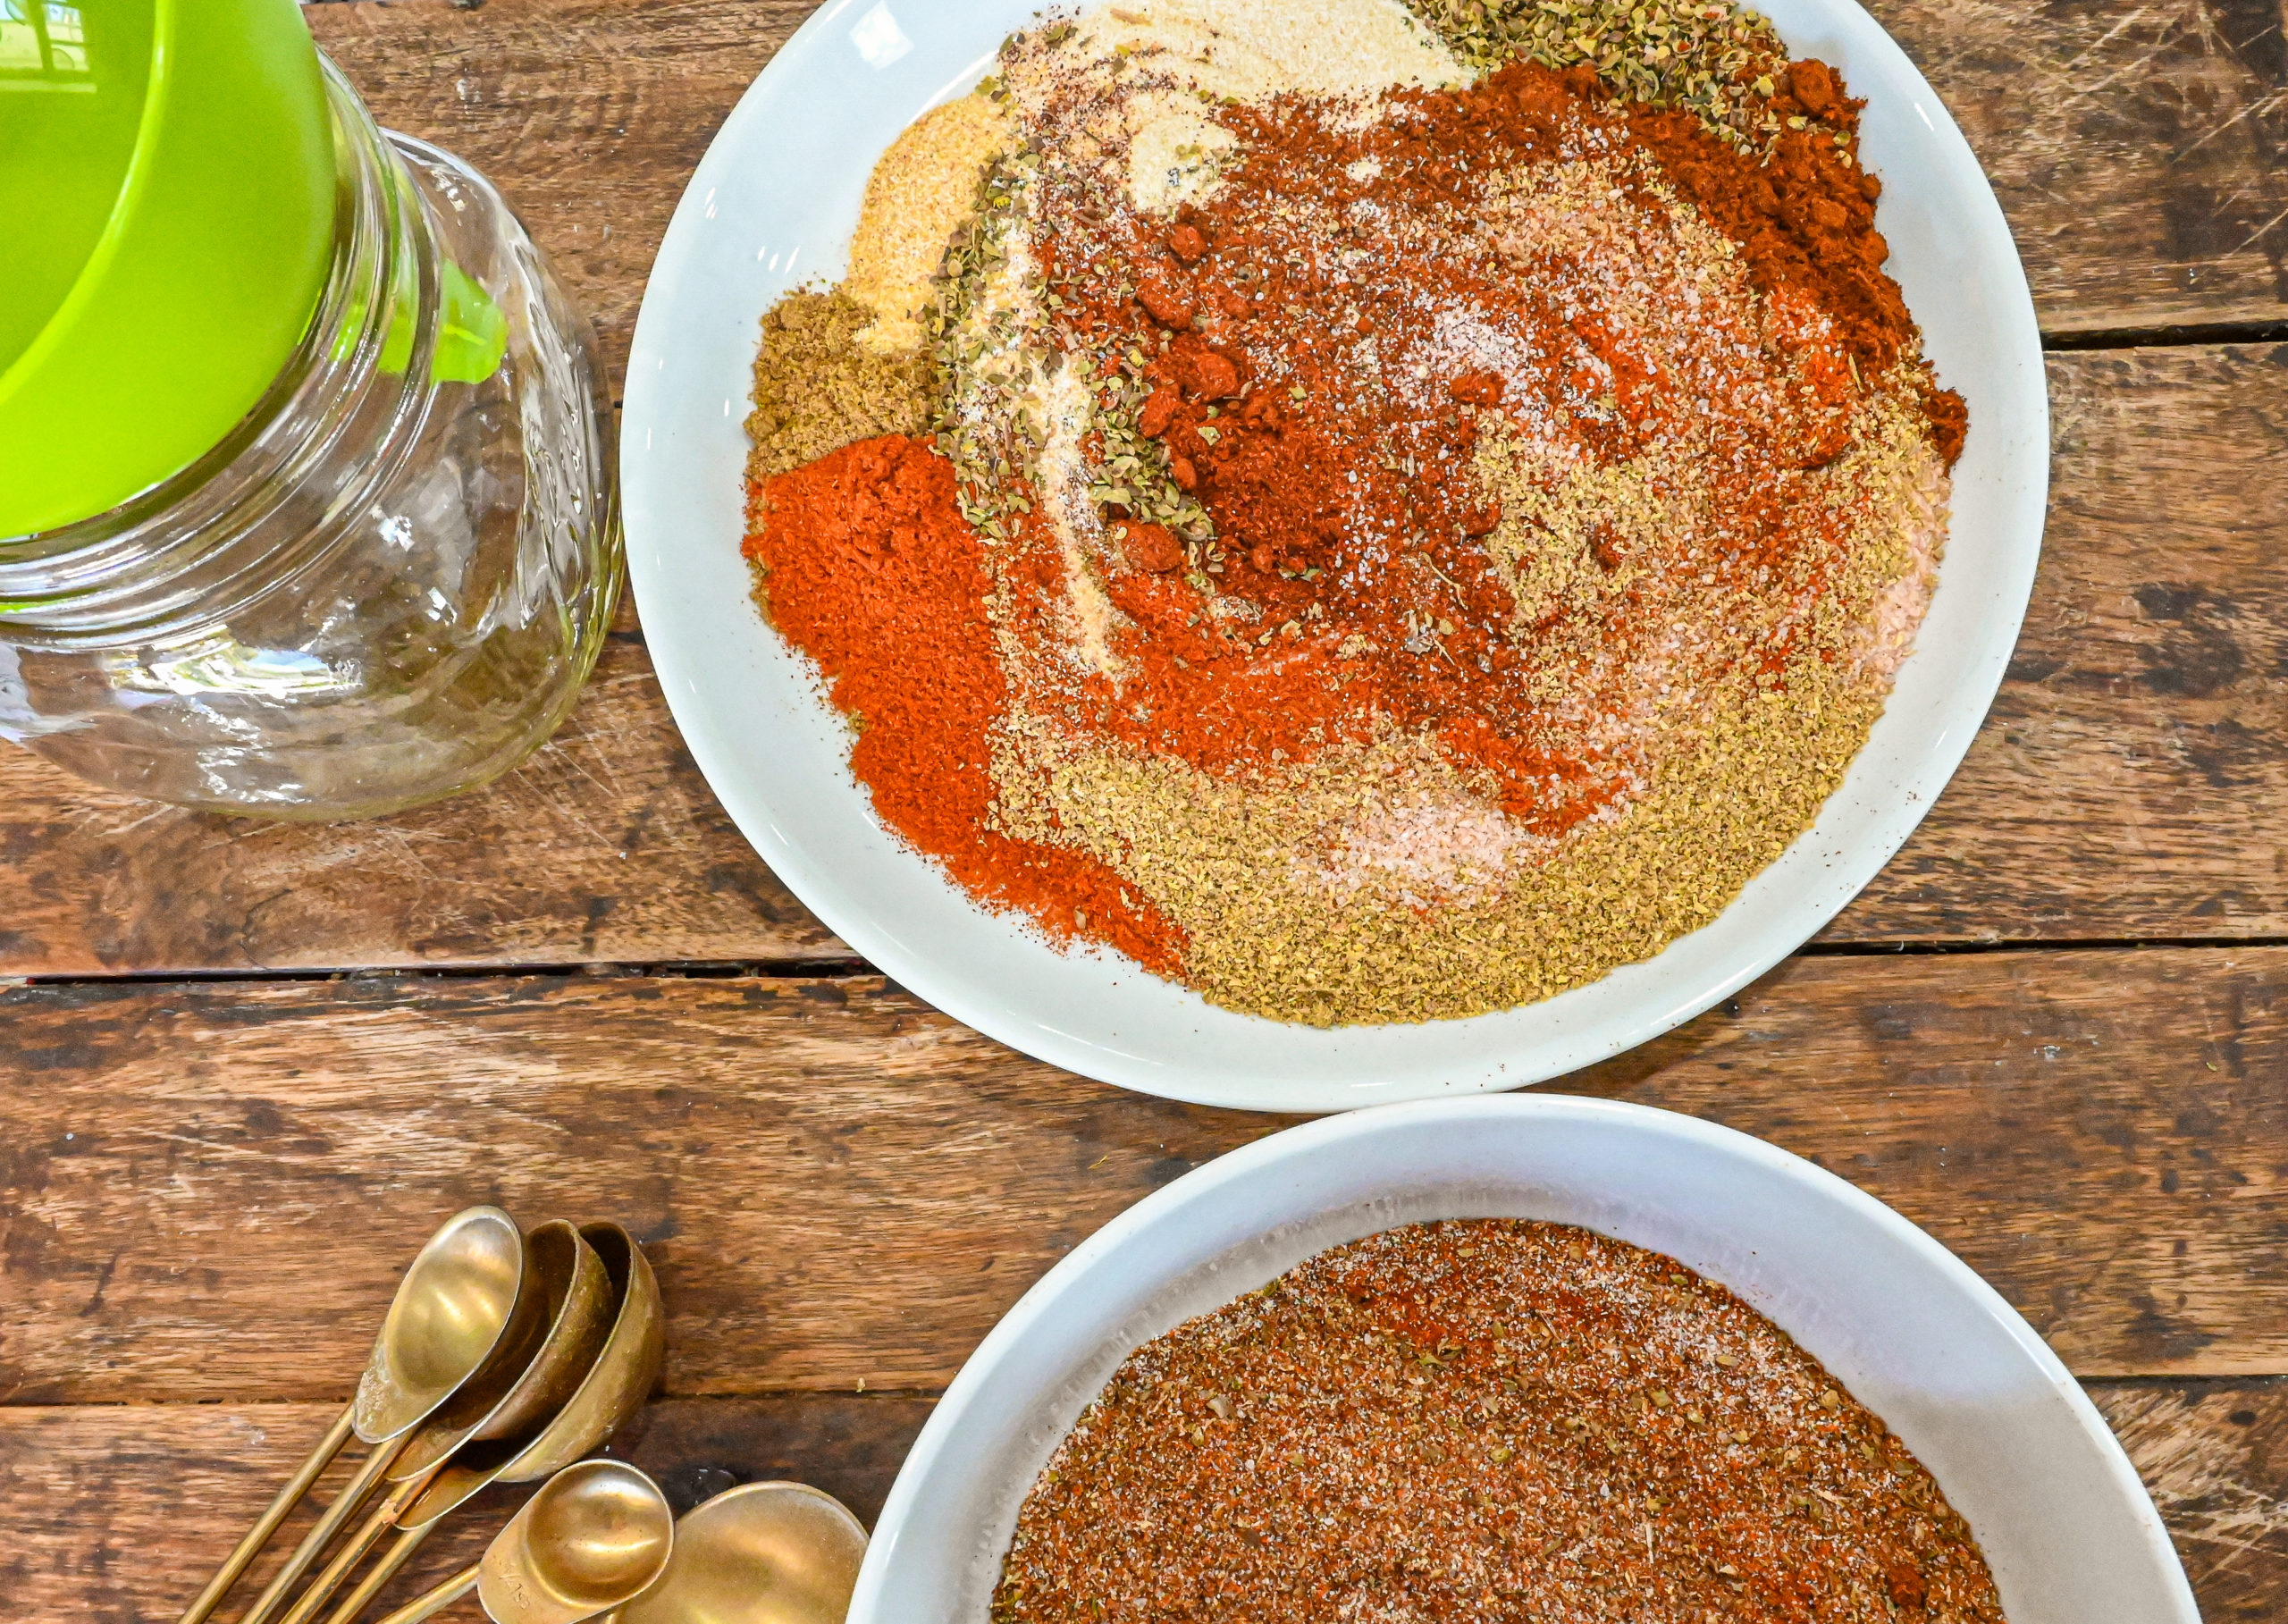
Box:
[622,0,2046,1108]
[845,1096,2192,1624]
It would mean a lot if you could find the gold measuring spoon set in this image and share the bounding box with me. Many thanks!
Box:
[373,1472,867,1624]
[176,1207,865,1624]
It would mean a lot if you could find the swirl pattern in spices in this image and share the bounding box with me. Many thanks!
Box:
[741,0,1962,1025]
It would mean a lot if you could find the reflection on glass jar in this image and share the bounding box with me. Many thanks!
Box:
[0,60,621,820]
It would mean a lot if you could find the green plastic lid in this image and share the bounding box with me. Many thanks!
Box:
[0,0,336,538]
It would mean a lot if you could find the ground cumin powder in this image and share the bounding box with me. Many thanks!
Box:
[995,1219,2006,1624]
[745,93,1008,490]
[742,291,933,490]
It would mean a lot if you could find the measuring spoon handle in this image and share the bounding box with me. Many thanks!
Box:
[369,1564,477,1624]
[315,1517,434,1624]
[173,1403,358,1624]
[233,1432,414,1624]
[273,1465,443,1624]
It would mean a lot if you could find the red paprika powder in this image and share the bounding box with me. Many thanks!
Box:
[744,435,1185,972]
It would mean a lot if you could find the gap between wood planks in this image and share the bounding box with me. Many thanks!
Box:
[2045,320,2288,352]
[15,933,2288,992]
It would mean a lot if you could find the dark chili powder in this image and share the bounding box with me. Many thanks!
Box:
[995,1220,2007,1624]
[1623,57,1968,464]
[744,436,1184,972]
[997,54,1950,834]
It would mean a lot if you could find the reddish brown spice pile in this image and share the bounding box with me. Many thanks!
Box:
[995,1220,2006,1624]
[1628,57,1967,461]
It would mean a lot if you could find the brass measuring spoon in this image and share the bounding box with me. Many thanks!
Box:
[606,1484,868,1624]
[277,1221,615,1624]
[318,1223,666,1624]
[177,1206,532,1624]
[370,1460,676,1624]
[235,1208,553,1624]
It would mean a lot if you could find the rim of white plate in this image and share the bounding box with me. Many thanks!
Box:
[622,0,2048,1113]
[848,1095,2196,1623]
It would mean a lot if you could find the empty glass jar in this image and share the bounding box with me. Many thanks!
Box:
[0,60,620,820]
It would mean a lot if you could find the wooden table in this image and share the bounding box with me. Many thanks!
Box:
[5,0,2286,1615]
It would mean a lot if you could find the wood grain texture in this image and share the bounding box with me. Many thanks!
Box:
[296,0,2288,364]
[1828,341,2288,942]
[2092,1380,2288,1622]
[5,1386,2283,1621]
[4,344,2284,973]
[5,951,2288,1404]
[0,598,845,976]
[0,1396,931,1624]
[1882,0,2288,334]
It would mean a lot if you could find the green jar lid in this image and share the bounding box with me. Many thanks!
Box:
[0,0,336,538]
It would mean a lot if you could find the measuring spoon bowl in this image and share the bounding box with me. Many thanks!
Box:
[608,1483,867,1624]
[355,1206,531,1443]
[393,1220,613,1481]
[404,1221,663,1527]
[480,1460,678,1624]
[373,1461,676,1624]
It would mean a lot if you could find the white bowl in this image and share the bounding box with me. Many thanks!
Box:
[622,0,2048,1112]
[848,1096,2194,1623]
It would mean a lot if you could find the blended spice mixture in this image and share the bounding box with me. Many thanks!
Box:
[742,0,1964,1024]
[994,1220,2006,1624]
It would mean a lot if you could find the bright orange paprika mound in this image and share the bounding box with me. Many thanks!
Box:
[744,434,1186,975]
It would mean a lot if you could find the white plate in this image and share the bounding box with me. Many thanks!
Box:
[847,1095,2194,1623]
[622,0,2048,1112]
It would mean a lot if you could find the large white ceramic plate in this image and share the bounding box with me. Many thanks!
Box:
[847,1096,2194,1623]
[623,0,2048,1113]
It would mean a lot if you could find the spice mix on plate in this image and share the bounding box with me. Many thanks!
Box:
[993,1219,2006,1623]
[740,0,1963,1025]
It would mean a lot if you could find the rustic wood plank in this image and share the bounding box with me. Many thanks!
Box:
[4,949,2287,1403]
[0,1397,931,1624]
[6,1385,2282,1620]
[1882,0,2288,335]
[4,343,2283,972]
[1831,341,2288,941]
[0,598,847,976]
[299,0,2288,359]
[2091,1381,2288,1623]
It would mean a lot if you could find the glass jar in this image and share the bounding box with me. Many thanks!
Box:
[0,59,620,820]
